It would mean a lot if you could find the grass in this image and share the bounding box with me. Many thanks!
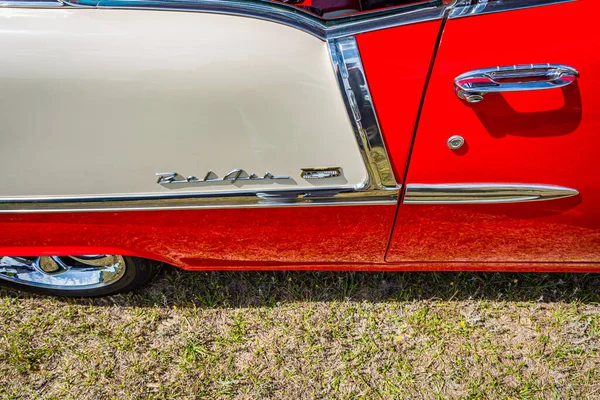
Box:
[1,268,600,399]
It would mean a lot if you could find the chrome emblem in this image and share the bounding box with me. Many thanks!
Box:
[156,169,290,185]
[301,167,342,179]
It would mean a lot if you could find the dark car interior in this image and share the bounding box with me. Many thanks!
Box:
[274,0,439,19]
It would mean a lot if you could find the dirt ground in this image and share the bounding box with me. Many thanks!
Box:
[1,268,600,399]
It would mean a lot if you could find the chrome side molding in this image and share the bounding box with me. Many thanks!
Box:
[403,183,579,204]
[0,188,398,213]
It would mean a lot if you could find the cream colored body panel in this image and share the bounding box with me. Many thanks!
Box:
[0,8,366,198]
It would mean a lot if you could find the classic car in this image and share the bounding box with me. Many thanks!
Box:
[0,0,597,297]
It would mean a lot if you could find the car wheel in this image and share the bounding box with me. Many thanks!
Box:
[0,255,161,297]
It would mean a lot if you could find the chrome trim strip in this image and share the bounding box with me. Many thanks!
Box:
[403,184,579,204]
[449,0,575,19]
[328,37,397,189]
[0,188,398,213]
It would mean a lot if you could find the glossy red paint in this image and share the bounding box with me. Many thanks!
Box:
[0,205,396,269]
[2,202,598,271]
[0,21,443,272]
[387,1,600,263]
[3,3,600,274]
[356,20,442,181]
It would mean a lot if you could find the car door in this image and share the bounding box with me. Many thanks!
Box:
[387,0,600,265]
[0,1,443,268]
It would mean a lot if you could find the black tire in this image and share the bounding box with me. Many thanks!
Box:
[0,256,162,297]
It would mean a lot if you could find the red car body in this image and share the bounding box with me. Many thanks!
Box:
[0,0,597,274]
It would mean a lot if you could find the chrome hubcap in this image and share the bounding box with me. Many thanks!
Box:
[0,255,126,290]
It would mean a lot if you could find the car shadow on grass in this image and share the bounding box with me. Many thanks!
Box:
[2,265,599,307]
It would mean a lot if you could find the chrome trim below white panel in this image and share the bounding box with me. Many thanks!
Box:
[0,188,398,213]
[403,184,579,204]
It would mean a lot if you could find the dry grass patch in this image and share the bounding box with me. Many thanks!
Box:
[1,269,600,399]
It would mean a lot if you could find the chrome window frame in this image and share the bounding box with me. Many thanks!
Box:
[404,184,579,204]
[0,0,574,40]
[2,0,455,40]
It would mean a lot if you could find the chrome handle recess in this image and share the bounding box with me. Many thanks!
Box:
[454,64,579,103]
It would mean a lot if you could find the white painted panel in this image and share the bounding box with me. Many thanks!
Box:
[0,8,366,198]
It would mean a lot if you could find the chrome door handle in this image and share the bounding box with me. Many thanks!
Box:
[454,64,579,103]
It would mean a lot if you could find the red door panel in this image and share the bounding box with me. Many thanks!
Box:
[387,1,600,263]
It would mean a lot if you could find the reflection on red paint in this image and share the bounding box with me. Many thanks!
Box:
[0,205,397,269]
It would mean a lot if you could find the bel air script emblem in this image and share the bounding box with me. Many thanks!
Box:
[156,169,290,185]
